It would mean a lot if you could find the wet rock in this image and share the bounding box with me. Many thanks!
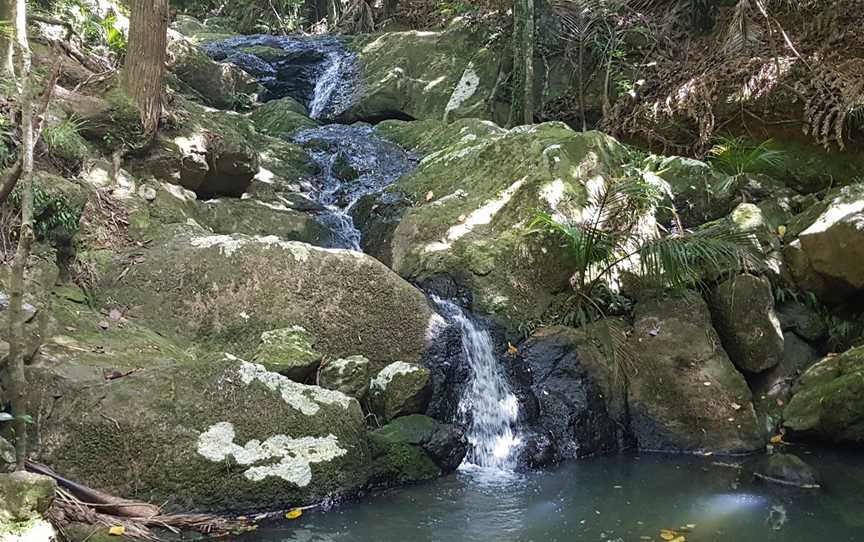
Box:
[351,191,412,267]
[368,415,466,487]
[784,346,864,444]
[369,362,433,422]
[253,326,323,382]
[627,293,764,453]
[318,355,370,399]
[777,301,827,342]
[759,453,820,488]
[517,325,629,461]
[97,234,436,366]
[331,151,360,182]
[709,274,784,374]
[27,354,369,512]
[0,472,56,521]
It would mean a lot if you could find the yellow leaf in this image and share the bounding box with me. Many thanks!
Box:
[660,530,676,541]
[285,508,303,520]
[108,526,126,536]
[777,225,787,237]
[770,434,784,445]
[671,537,686,542]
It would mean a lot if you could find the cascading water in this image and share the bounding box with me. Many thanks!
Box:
[432,297,522,471]
[309,52,344,119]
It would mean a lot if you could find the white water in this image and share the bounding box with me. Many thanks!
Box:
[309,52,343,119]
[432,297,522,472]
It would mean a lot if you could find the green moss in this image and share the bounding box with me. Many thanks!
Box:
[250,99,317,137]
[239,45,291,62]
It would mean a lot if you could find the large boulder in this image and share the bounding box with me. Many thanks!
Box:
[343,24,503,123]
[367,415,466,487]
[97,234,438,366]
[250,98,318,137]
[363,119,629,333]
[197,198,332,245]
[27,354,369,512]
[783,346,864,444]
[709,274,784,374]
[786,184,864,303]
[626,294,764,453]
[168,34,262,109]
[369,362,433,422]
[517,325,628,462]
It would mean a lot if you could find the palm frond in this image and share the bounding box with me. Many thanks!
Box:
[708,136,785,175]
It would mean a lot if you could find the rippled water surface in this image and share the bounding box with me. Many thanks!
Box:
[231,449,863,542]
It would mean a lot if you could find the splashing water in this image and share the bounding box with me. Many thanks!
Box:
[432,297,522,471]
[309,52,343,119]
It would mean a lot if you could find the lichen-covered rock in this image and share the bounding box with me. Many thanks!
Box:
[97,234,437,366]
[250,98,318,137]
[517,325,628,462]
[709,274,784,374]
[0,472,56,521]
[627,294,764,453]
[783,346,864,444]
[363,119,628,332]
[253,327,323,381]
[370,362,433,422]
[27,355,369,512]
[319,355,370,399]
[367,415,466,487]
[344,24,502,123]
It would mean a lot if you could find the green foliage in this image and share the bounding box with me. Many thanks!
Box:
[42,117,89,172]
[45,0,128,63]
[708,136,786,176]
[8,183,82,241]
[530,156,762,327]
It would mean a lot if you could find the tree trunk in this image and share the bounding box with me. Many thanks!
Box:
[123,0,169,136]
[509,0,535,127]
[0,0,13,77]
[7,0,34,473]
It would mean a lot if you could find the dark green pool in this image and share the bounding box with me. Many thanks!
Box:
[232,448,863,542]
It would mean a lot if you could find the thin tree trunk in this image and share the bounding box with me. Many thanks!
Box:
[123,0,169,136]
[0,0,14,77]
[509,0,535,127]
[7,0,34,473]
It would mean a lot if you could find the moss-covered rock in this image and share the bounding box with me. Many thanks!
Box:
[365,119,628,333]
[197,198,331,244]
[27,354,369,512]
[319,355,370,399]
[627,293,764,453]
[253,326,323,381]
[783,346,864,444]
[709,274,784,374]
[250,98,318,137]
[369,362,433,422]
[344,23,503,123]
[97,234,437,366]
[0,472,55,522]
[367,415,466,487]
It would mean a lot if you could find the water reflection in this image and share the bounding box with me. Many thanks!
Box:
[232,449,864,542]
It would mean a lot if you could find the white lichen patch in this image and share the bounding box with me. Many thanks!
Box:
[370,361,421,391]
[237,360,353,415]
[444,177,526,243]
[445,62,480,114]
[196,422,347,486]
[189,234,365,261]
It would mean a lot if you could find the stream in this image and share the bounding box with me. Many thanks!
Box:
[208,35,864,542]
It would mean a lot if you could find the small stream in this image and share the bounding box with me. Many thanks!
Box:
[210,35,864,542]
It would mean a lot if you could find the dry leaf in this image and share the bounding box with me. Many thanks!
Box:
[286,508,303,520]
[507,342,518,354]
[770,434,784,445]
[425,191,434,201]
[108,526,126,536]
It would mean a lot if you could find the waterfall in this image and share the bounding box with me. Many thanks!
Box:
[309,52,343,119]
[432,297,522,471]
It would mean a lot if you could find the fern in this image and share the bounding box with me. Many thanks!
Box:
[707,136,785,176]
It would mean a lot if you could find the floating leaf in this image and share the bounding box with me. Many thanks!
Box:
[108,526,126,536]
[660,530,676,541]
[671,537,686,542]
[285,508,303,520]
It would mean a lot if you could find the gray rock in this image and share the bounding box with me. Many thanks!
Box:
[331,152,360,182]
[759,453,820,488]
[369,362,432,422]
[318,355,370,399]
[627,294,764,453]
[0,292,38,323]
[777,301,827,342]
[710,274,784,374]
